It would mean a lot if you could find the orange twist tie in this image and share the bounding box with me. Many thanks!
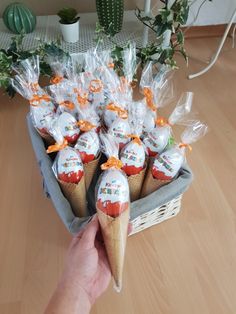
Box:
[46,139,68,154]
[89,79,103,93]
[30,82,39,92]
[108,62,115,68]
[127,134,142,145]
[30,94,51,106]
[101,156,123,170]
[78,120,96,132]
[50,76,63,85]
[155,117,171,127]
[106,103,128,119]
[60,100,75,110]
[179,143,192,151]
[77,93,88,106]
[143,87,156,112]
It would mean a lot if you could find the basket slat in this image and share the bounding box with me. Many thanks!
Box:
[130,195,182,235]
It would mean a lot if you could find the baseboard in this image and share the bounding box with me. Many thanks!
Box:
[182,24,234,39]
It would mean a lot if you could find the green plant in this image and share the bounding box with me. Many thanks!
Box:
[135,0,189,68]
[57,7,80,24]
[0,34,67,97]
[96,0,124,36]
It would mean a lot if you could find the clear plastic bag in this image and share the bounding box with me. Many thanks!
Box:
[120,101,147,175]
[143,92,194,157]
[96,132,130,292]
[74,105,101,164]
[11,56,55,135]
[152,121,208,180]
[45,54,72,85]
[48,81,78,118]
[140,62,174,134]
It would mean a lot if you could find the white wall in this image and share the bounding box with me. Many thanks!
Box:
[187,0,236,26]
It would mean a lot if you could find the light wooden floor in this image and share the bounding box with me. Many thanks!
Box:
[0,37,236,314]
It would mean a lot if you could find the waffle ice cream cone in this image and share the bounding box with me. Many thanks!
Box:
[128,166,147,202]
[141,165,171,198]
[38,131,55,146]
[97,208,130,292]
[83,154,101,190]
[59,176,88,217]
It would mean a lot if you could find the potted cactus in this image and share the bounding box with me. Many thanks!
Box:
[57,7,80,43]
[96,0,124,36]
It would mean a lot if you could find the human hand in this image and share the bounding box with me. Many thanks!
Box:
[61,215,111,306]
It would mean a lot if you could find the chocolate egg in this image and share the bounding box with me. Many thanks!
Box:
[75,130,100,163]
[57,112,80,144]
[109,118,131,148]
[152,147,184,180]
[56,147,84,184]
[143,126,171,157]
[120,141,145,176]
[96,169,129,217]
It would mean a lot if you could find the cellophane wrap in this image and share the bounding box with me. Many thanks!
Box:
[11,56,55,137]
[46,54,72,85]
[120,100,146,175]
[55,111,80,144]
[48,81,78,118]
[96,132,130,292]
[74,105,101,190]
[143,91,194,157]
[141,121,208,197]
[140,62,174,134]
[120,101,147,201]
[47,120,88,217]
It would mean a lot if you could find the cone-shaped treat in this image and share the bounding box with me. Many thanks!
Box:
[143,92,194,157]
[96,132,130,292]
[47,119,88,217]
[11,56,56,140]
[120,101,147,201]
[75,107,101,190]
[141,121,208,197]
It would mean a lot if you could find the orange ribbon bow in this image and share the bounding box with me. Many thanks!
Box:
[127,134,142,145]
[106,103,128,119]
[179,143,192,151]
[60,100,75,110]
[77,93,88,106]
[30,94,51,106]
[50,76,64,85]
[143,87,157,112]
[30,82,39,92]
[46,139,68,154]
[101,156,123,170]
[89,79,103,93]
[155,117,171,127]
[108,62,115,68]
[78,120,96,132]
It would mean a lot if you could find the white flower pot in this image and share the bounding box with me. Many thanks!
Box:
[60,20,79,43]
